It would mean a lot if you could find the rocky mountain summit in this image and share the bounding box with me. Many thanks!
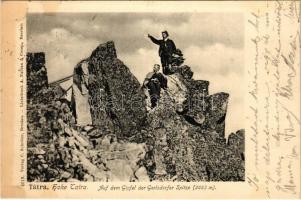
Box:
[27,41,244,182]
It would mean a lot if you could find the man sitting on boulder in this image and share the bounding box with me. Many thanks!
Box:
[143,64,167,108]
[148,31,177,75]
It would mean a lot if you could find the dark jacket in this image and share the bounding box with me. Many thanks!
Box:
[143,72,167,90]
[149,35,177,57]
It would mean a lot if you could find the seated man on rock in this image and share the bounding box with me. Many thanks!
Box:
[143,64,167,108]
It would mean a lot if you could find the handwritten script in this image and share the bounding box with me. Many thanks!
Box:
[247,1,300,198]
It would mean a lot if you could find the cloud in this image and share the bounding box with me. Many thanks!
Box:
[175,13,244,48]
[27,13,244,55]
[183,43,244,76]
[28,27,99,82]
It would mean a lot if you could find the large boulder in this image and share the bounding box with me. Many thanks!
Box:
[144,94,200,180]
[71,41,147,138]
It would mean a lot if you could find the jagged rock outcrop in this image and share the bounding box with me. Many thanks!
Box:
[141,62,243,181]
[27,52,49,102]
[183,92,229,137]
[71,42,146,138]
[144,96,204,181]
[27,52,149,182]
[27,41,244,182]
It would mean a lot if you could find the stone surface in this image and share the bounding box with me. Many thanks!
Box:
[141,66,243,181]
[27,52,48,102]
[71,83,92,126]
[135,166,150,182]
[203,92,229,137]
[27,41,244,182]
[172,65,193,80]
[71,41,147,138]
[27,104,149,182]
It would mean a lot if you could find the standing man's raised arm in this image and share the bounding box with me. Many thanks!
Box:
[148,34,161,45]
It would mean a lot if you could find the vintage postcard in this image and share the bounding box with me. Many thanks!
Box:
[1,1,300,199]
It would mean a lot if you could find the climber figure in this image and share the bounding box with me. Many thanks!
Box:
[148,31,177,75]
[143,64,167,108]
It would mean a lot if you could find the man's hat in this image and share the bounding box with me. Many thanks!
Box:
[162,30,169,36]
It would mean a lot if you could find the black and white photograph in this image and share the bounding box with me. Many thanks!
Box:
[26,12,245,182]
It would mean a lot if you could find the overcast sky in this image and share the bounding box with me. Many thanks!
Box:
[27,13,244,135]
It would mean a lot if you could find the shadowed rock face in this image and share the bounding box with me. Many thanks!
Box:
[27,52,48,102]
[141,63,243,181]
[70,41,244,181]
[72,41,147,138]
[27,41,244,182]
[184,92,229,137]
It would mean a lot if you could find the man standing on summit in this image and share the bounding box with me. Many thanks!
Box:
[148,31,177,75]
